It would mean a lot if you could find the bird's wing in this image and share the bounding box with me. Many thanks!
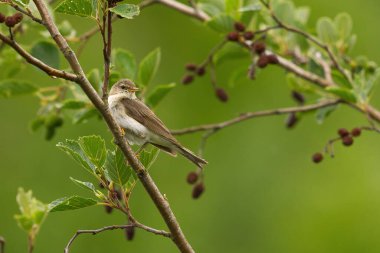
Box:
[121,97,178,143]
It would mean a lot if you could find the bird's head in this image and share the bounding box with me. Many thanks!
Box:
[109,79,139,98]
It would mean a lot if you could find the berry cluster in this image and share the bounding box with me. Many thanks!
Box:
[186,171,205,199]
[312,127,362,164]
[0,12,23,28]
[252,41,279,68]
[226,22,255,42]
[181,63,206,85]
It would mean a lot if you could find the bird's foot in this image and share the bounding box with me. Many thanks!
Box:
[119,128,125,137]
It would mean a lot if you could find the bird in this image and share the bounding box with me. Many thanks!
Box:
[108,79,208,168]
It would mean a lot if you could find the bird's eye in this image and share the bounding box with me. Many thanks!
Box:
[120,85,126,89]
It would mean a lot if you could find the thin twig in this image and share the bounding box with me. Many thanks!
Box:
[0,237,4,253]
[102,6,112,100]
[64,224,170,253]
[172,100,340,135]
[6,2,44,24]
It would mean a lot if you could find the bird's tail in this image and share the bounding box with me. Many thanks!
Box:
[175,144,208,169]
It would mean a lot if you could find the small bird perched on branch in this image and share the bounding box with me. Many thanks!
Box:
[108,79,207,168]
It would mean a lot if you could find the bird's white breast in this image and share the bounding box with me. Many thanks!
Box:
[108,94,150,145]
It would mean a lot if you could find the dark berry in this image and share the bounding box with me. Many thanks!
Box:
[267,54,279,64]
[5,16,17,28]
[0,13,5,23]
[226,31,240,42]
[252,42,266,55]
[114,189,122,200]
[286,112,298,129]
[125,225,135,241]
[181,75,194,85]
[13,13,23,24]
[312,153,323,163]
[187,172,198,185]
[192,183,205,199]
[351,128,361,137]
[196,67,206,76]
[338,128,350,138]
[185,63,197,71]
[342,136,354,146]
[234,22,246,32]
[105,205,113,214]
[257,55,269,68]
[243,31,254,40]
[215,88,228,102]
[291,91,305,104]
[99,182,105,189]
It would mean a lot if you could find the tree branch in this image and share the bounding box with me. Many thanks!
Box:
[172,100,340,135]
[0,32,78,82]
[64,224,170,253]
[0,236,4,253]
[31,0,194,252]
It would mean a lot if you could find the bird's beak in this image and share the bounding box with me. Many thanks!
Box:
[128,87,139,92]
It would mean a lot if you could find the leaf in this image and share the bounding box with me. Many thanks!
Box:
[113,49,137,79]
[57,139,96,174]
[105,148,131,186]
[331,70,352,88]
[325,86,357,103]
[48,196,97,212]
[315,104,338,124]
[139,148,160,170]
[316,17,338,44]
[87,69,102,92]
[109,4,140,19]
[225,0,242,19]
[31,41,60,69]
[61,99,88,110]
[138,48,161,87]
[55,0,95,17]
[214,43,249,64]
[70,177,96,193]
[335,13,352,40]
[78,136,107,169]
[109,71,122,87]
[206,14,234,33]
[13,0,30,7]
[29,116,45,132]
[239,3,261,13]
[73,107,99,124]
[14,188,48,233]
[0,80,37,98]
[198,3,223,16]
[146,83,176,108]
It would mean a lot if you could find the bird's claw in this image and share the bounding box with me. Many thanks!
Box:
[120,128,125,137]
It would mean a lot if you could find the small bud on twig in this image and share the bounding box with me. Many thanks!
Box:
[187,172,198,185]
[125,225,135,241]
[342,136,354,146]
[185,63,197,71]
[257,55,269,68]
[192,183,205,199]
[312,152,323,163]
[291,91,305,105]
[13,13,23,24]
[267,54,279,64]
[105,205,113,214]
[234,22,246,32]
[226,31,240,42]
[5,16,17,28]
[286,112,298,128]
[0,13,5,23]
[338,128,349,138]
[182,75,194,85]
[196,67,206,76]
[243,31,254,40]
[252,42,266,55]
[215,88,228,102]
[351,128,361,137]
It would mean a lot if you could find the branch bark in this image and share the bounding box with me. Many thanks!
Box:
[0,236,4,253]
[31,0,194,252]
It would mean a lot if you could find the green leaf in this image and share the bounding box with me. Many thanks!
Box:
[225,0,242,19]
[78,136,107,169]
[0,80,37,98]
[325,87,357,103]
[48,196,97,212]
[335,13,352,40]
[105,148,131,186]
[315,104,338,124]
[109,4,140,19]
[146,83,176,108]
[70,177,96,193]
[206,14,234,33]
[73,107,99,124]
[214,43,249,64]
[113,49,137,79]
[13,0,30,7]
[31,41,60,69]
[14,188,48,233]
[239,3,261,13]
[55,0,94,17]
[61,99,88,110]
[331,70,352,88]
[198,3,223,16]
[109,71,122,87]
[87,69,102,92]
[138,48,161,87]
[29,116,45,132]
[57,139,96,173]
[316,17,338,44]
[139,148,159,170]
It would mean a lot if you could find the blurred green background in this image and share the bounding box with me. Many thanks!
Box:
[2,0,380,252]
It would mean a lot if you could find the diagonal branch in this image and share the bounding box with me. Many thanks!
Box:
[0,236,4,253]
[0,32,78,82]
[32,0,194,252]
[172,100,340,135]
[64,224,170,253]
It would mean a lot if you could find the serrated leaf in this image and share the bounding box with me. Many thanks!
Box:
[113,49,136,79]
[78,136,107,169]
[0,80,37,98]
[55,0,94,17]
[317,17,338,44]
[326,86,357,103]
[146,83,176,108]
[70,177,96,193]
[140,148,159,170]
[48,196,97,212]
[105,148,131,186]
[109,4,140,19]
[61,99,88,109]
[206,14,234,33]
[57,139,96,173]
[138,48,161,87]
[31,41,60,69]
